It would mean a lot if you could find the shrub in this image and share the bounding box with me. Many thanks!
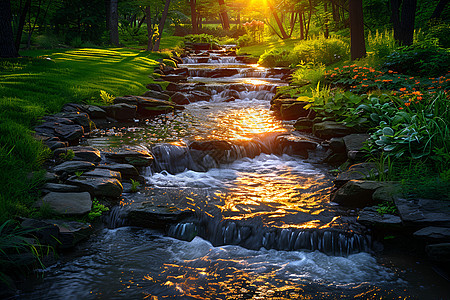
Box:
[184,34,218,45]
[258,36,349,67]
[367,30,399,60]
[237,34,253,47]
[35,34,62,49]
[382,45,450,77]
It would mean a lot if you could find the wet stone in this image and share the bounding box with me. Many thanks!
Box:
[395,198,450,227]
[104,148,154,167]
[97,164,140,180]
[413,227,450,242]
[37,192,92,215]
[146,83,163,92]
[105,103,137,120]
[313,121,354,140]
[331,180,386,208]
[84,168,122,180]
[54,146,101,163]
[52,161,96,174]
[67,176,123,198]
[142,90,171,101]
[426,243,450,261]
[357,206,402,228]
[42,183,81,193]
[334,163,380,187]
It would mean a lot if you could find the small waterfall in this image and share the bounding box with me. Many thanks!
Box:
[182,56,239,64]
[167,219,370,256]
[104,206,128,229]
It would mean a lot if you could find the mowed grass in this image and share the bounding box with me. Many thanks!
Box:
[0,47,164,222]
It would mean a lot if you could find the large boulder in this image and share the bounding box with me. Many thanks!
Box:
[51,219,94,249]
[41,183,81,193]
[343,134,369,161]
[97,164,141,180]
[37,192,92,215]
[313,121,354,139]
[413,227,450,242]
[171,92,190,105]
[52,161,96,174]
[35,122,84,142]
[84,168,122,180]
[188,90,211,102]
[51,112,94,133]
[145,83,163,92]
[67,176,123,198]
[105,103,137,120]
[84,105,107,119]
[293,118,314,133]
[331,180,387,207]
[426,243,450,261]
[334,163,380,188]
[209,68,239,78]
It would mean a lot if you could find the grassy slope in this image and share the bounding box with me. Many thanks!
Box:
[0,47,165,222]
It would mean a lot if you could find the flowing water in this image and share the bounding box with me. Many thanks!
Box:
[22,49,449,299]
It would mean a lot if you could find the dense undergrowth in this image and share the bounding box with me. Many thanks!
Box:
[0,48,165,222]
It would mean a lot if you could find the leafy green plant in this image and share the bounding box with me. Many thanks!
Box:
[130,179,140,193]
[0,220,54,287]
[59,149,74,161]
[99,90,114,105]
[87,200,109,220]
[74,171,84,179]
[376,201,398,215]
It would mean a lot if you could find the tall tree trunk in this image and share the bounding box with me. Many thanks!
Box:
[218,0,230,31]
[349,0,366,60]
[390,0,417,46]
[268,1,289,39]
[190,0,198,34]
[430,0,448,19]
[153,0,171,51]
[324,1,329,39]
[146,6,153,51]
[15,0,31,51]
[299,11,304,40]
[109,0,120,46]
[0,0,18,58]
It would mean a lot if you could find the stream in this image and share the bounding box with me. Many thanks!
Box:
[22,49,449,299]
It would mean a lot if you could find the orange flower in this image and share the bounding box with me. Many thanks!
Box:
[399,107,404,110]
[388,70,394,73]
[362,84,368,87]
[405,102,411,107]
[400,88,406,91]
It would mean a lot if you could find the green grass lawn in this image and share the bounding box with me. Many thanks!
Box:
[0,47,166,222]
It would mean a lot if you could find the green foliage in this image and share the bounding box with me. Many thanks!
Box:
[0,48,162,222]
[59,149,75,161]
[424,20,450,48]
[74,171,84,179]
[99,90,115,105]
[366,30,399,61]
[291,62,326,87]
[382,45,450,77]
[258,36,349,68]
[184,34,218,45]
[35,34,62,49]
[376,201,398,216]
[0,220,54,287]
[88,200,109,221]
[237,34,252,47]
[163,59,177,68]
[130,179,141,193]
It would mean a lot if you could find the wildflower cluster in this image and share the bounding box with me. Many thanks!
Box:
[324,65,450,99]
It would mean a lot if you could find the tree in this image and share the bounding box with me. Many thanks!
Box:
[349,0,366,60]
[14,0,31,51]
[190,0,198,33]
[430,0,449,20]
[267,1,289,39]
[390,0,417,46]
[0,0,18,58]
[109,0,120,46]
[152,0,171,51]
[218,0,230,30]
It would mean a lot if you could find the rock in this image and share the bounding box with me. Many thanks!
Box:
[236,56,259,64]
[104,148,154,167]
[343,134,369,161]
[426,243,450,261]
[293,118,314,133]
[105,103,137,120]
[331,180,386,207]
[54,146,101,163]
[189,140,233,151]
[51,220,93,249]
[166,82,186,92]
[166,68,189,76]
[191,43,211,51]
[161,74,188,82]
[45,140,68,151]
[43,172,58,183]
[395,198,450,227]
[61,103,86,113]
[37,192,92,215]
[84,105,107,119]
[372,183,401,203]
[35,122,84,142]
[189,90,211,102]
[223,96,235,102]
[414,227,450,242]
[84,168,122,180]
[277,135,318,157]
[357,206,402,228]
[329,137,345,153]
[209,68,239,78]
[67,176,123,198]
[42,183,81,193]
[334,163,379,187]
[135,96,184,116]
[171,92,190,105]
[113,96,138,106]
[270,98,299,111]
[146,83,163,92]
[97,164,140,180]
[21,219,60,248]
[313,121,354,139]
[52,161,96,174]
[52,112,93,133]
[142,90,171,101]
